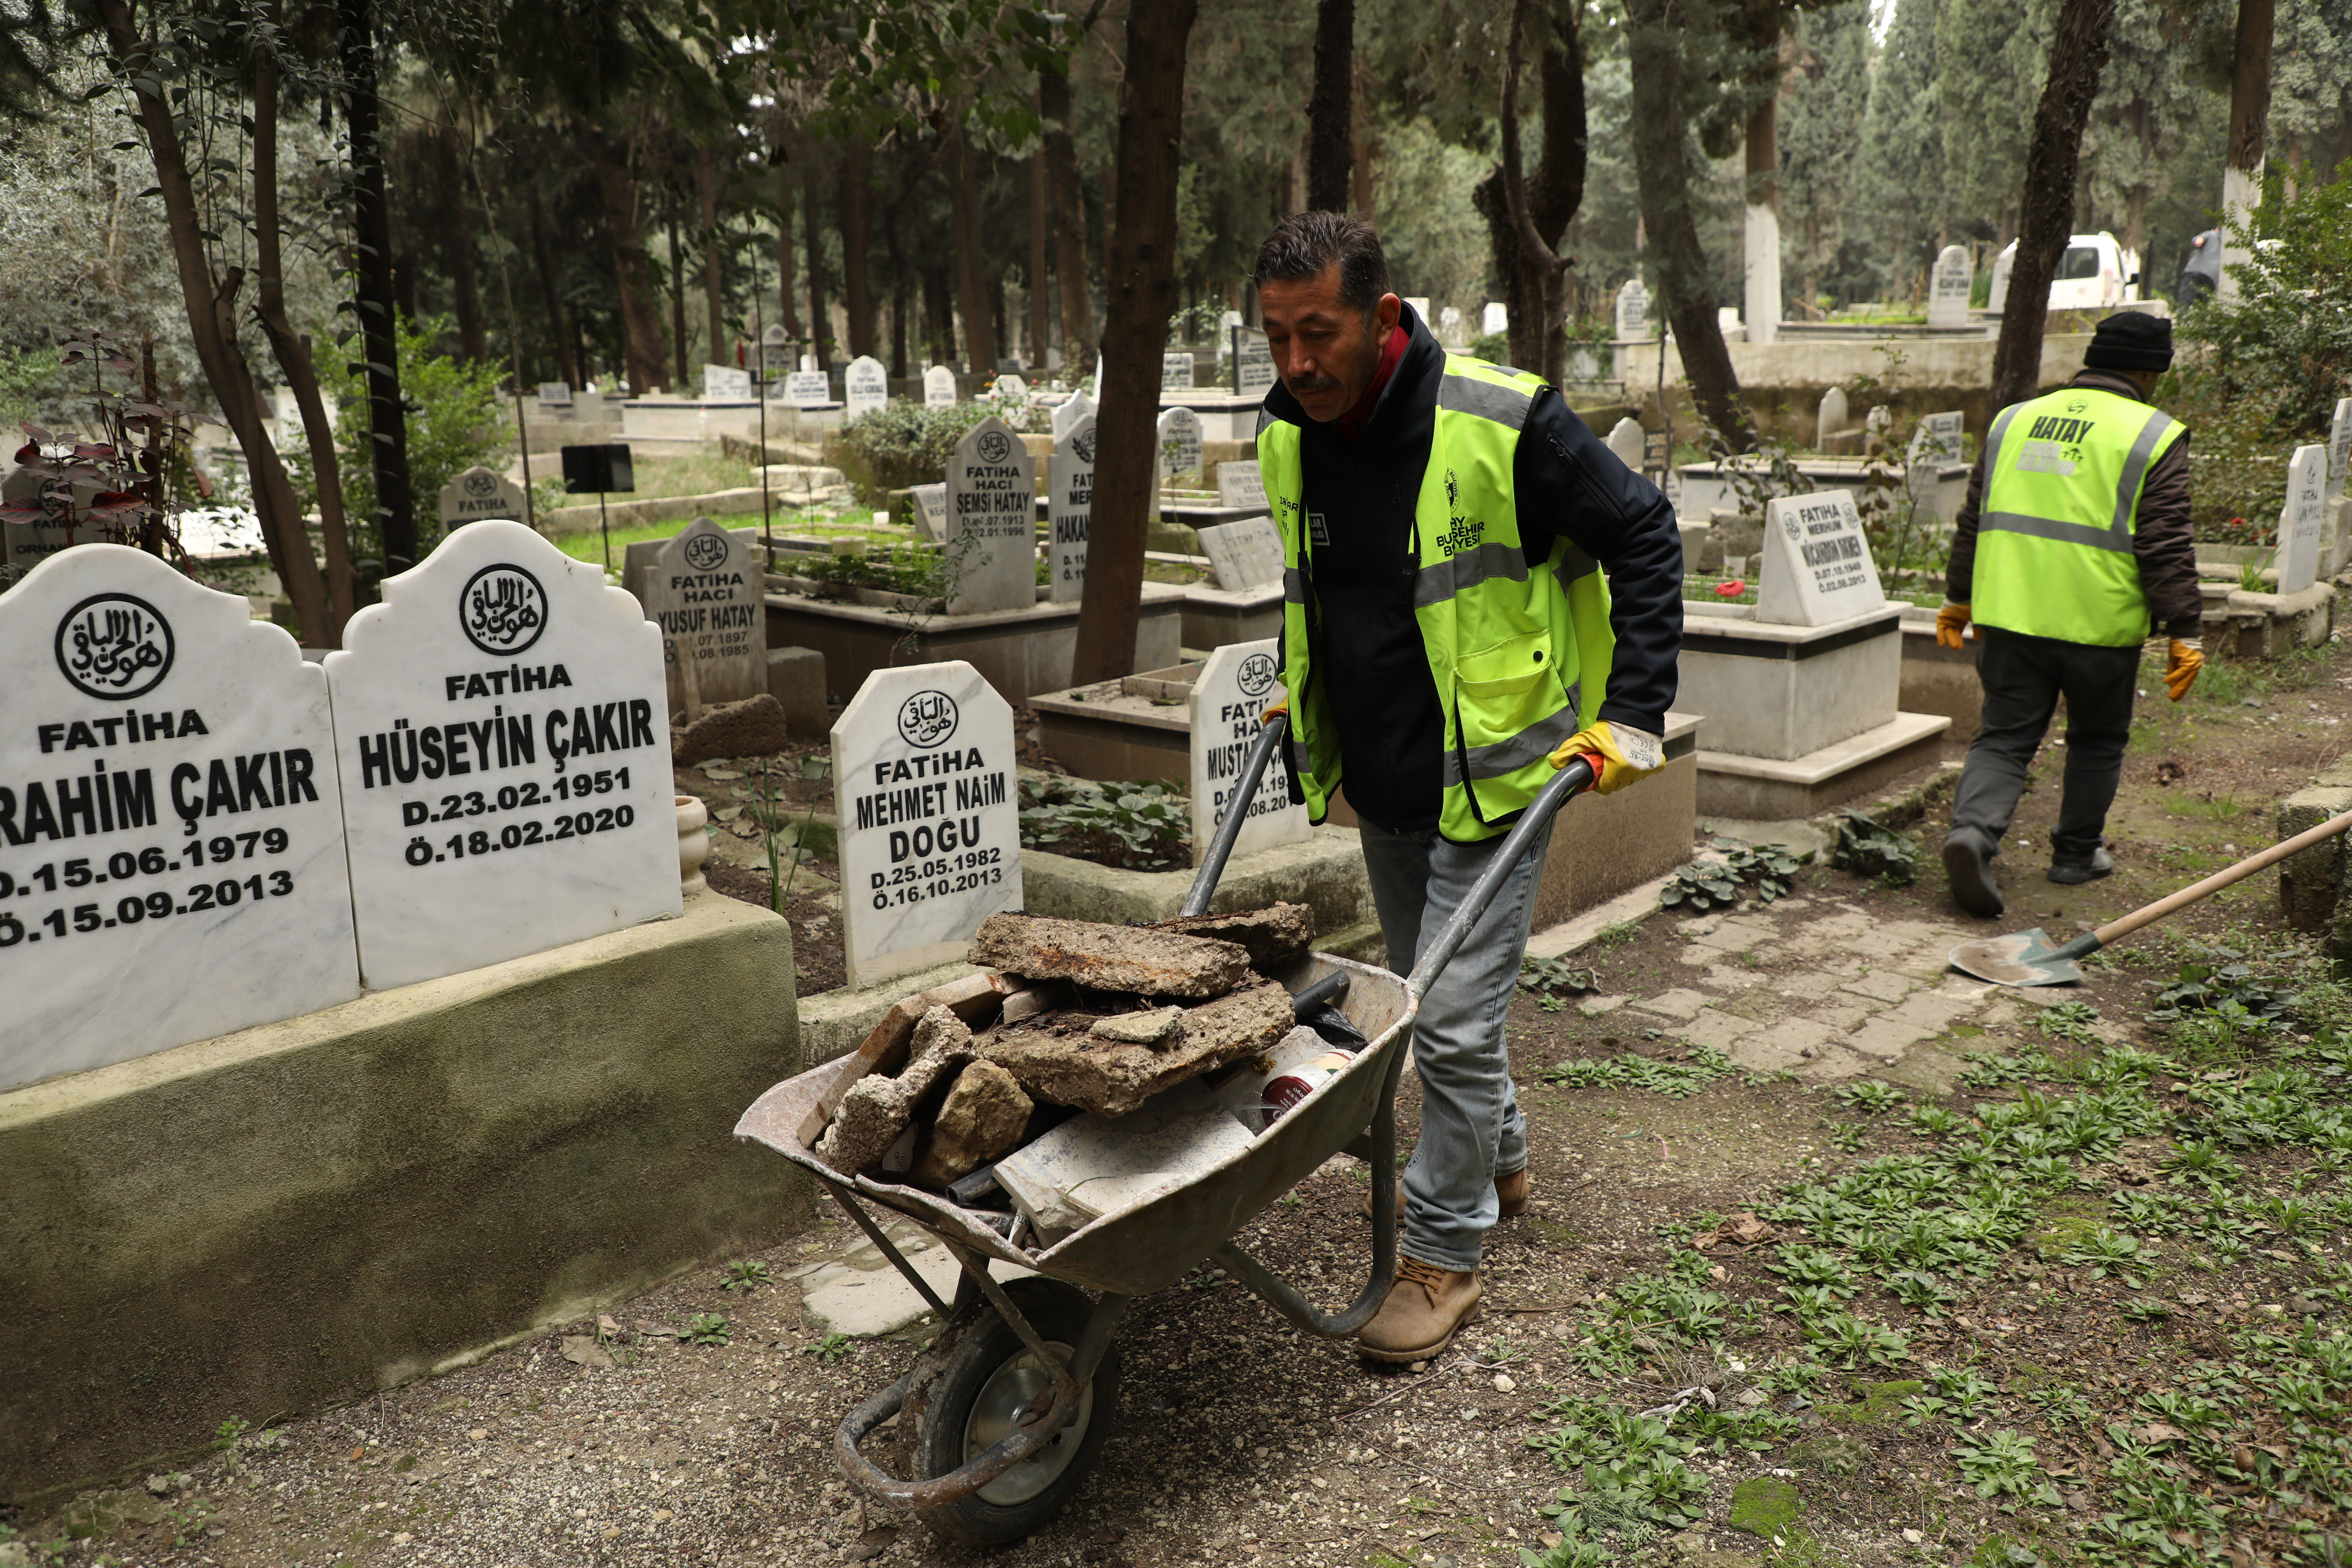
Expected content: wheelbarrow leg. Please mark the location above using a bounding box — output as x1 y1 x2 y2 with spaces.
820 1178 952 1319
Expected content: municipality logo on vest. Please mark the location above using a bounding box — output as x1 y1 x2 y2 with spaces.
2021 399 2098 474
1435 468 1483 556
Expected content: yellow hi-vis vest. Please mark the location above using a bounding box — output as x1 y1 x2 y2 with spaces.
1973 386 2186 647
1259 355 1615 843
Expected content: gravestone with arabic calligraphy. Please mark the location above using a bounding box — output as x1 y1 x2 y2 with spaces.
1615 279 1651 341
1161 352 1194 392
944 417 1038 615
1051 388 1094 442
1157 406 1203 485
1189 638 1310 866
1048 413 1097 604
1230 328 1275 397
2 463 79 577
831 661 1022 988
0 545 361 1093
324 521 679 992
923 365 958 407
641 517 766 711
1757 490 1885 626
844 356 889 417
1926 246 1974 329
436 465 527 528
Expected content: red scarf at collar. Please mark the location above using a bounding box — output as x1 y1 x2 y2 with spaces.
1336 320 1407 443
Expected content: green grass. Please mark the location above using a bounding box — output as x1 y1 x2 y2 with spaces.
547 506 892 569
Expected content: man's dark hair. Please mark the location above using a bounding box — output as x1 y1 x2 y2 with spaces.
1252 212 1390 316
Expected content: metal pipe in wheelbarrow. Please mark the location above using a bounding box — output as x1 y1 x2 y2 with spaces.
1949 804 2352 987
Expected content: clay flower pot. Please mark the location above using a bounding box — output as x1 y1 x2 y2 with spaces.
676 794 710 895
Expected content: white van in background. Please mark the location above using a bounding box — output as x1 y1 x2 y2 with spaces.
1986 232 2144 312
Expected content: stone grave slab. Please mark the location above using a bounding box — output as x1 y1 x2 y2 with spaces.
325 520 680 992
642 517 766 712
945 416 1038 615
923 365 957 407
2 464 78 578
1816 387 1849 448
536 381 573 410
2277 445 2329 596
1051 389 1094 442
1926 245 1973 329
1218 459 1267 511
1605 417 1644 472
0 544 360 1092
2330 399 2350 491
831 661 1023 988
1230 328 1275 397
1189 638 1310 866
704 364 753 401
1615 278 1651 341
784 371 832 408
909 483 948 542
1048 414 1097 604
1196 516 1284 592
1157 406 1204 485
993 374 1030 405
1161 351 1194 391
437 465 526 528
1757 489 1885 626
844 356 888 417
1910 412 1965 464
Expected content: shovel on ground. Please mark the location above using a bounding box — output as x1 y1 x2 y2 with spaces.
1948 806 2352 987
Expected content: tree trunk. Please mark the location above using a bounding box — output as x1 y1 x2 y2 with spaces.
1472 0 1585 381
528 188 579 390
2217 0 2272 301
1041 64 1096 360
1350 55 1378 215
699 143 725 366
667 201 689 387
1623 0 1749 445
804 158 831 370
336 0 416 573
1988 0 2117 410
436 125 487 362
1028 142 1050 366
1071 0 1199 685
1305 0 1354 211
1742 89 1780 345
923 265 952 365
841 140 876 359
947 123 999 374
776 183 802 340
251 18 356 637
583 126 669 396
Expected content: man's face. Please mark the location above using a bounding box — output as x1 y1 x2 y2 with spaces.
1259 264 1400 424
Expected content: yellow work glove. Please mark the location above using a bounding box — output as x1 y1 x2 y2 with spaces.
1548 721 1664 796
2165 638 2203 702
1259 698 1289 727
1935 601 1972 650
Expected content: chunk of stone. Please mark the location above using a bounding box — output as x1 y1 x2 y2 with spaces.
910 1060 1035 1188
1152 904 1315 971
981 978 1294 1117
1088 1007 1183 1045
1001 981 1070 1024
969 913 1250 1000
672 693 792 768
797 971 1020 1147
816 1007 972 1174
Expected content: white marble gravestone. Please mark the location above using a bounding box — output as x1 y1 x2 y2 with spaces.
1189 638 1310 866
1986 248 2014 313
1231 329 1275 397
2330 399 2351 493
1196 517 1285 592
1605 418 1644 472
1482 302 1508 336
325 520 679 992
945 416 1038 615
1157 406 1204 485
704 364 753 401
1051 389 1094 442
831 661 1023 988
437 465 527 528
992 374 1030 406
844 356 889 417
923 365 958 407
642 517 766 712
2 464 79 577
1161 351 1194 392
909 483 948 542
1218 460 1268 511
2276 446 2329 596
784 370 832 408
1615 279 1651 341
0 545 360 1092
1816 387 1850 449
1926 245 1974 329
1757 490 1886 626
1048 414 1097 604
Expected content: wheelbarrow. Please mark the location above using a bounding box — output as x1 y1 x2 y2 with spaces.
733 719 1602 1546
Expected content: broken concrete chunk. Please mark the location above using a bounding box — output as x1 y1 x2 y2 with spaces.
1088 1007 1184 1045
1001 980 1071 1024
911 1060 1035 1189
969 913 1251 1000
797 971 1018 1147
815 1006 973 1174
981 977 1294 1118
1152 904 1315 971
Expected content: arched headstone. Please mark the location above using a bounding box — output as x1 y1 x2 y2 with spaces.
923 365 958 407
1048 414 1096 604
1927 245 1974 328
844 356 889 417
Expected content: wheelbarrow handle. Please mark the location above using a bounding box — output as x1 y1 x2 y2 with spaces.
1405 754 1599 996
1181 714 1289 918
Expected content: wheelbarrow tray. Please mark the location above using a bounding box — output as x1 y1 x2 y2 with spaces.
733 950 1412 1298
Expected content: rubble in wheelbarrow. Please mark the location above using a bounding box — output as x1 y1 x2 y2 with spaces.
966 912 1255 999
990 1078 1257 1234
978 976 1295 1117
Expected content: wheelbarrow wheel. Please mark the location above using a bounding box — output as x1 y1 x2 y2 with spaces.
910 1278 1120 1547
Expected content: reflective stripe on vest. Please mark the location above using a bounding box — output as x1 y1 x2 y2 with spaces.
1261 355 1615 842
1973 387 2184 646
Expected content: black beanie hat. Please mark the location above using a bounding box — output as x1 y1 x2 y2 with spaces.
2084 311 2174 373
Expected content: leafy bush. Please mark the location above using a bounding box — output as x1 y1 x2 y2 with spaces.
1661 841 1805 912
2149 950 2300 1027
1828 811 1919 886
1018 778 1189 869
834 383 1036 493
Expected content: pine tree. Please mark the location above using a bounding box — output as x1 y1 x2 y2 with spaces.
1777 1 1872 312
1855 0 1948 301
1935 0 2058 237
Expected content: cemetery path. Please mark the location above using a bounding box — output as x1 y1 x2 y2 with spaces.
17 643 2352 1568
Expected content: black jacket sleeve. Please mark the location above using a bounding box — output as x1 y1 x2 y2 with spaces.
1945 451 1989 604
1512 390 1683 732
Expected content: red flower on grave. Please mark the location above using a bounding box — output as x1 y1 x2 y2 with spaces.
1716 580 1747 597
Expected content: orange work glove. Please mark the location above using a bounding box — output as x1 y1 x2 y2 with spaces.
2165 638 2202 702
1548 721 1664 795
1935 601 1972 650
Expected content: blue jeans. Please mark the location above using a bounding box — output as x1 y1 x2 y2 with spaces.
1356 814 1554 1274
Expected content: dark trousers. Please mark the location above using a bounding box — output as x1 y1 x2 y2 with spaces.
1949 626 2141 866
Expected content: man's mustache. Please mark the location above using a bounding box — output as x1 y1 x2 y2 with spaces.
1293 372 1339 393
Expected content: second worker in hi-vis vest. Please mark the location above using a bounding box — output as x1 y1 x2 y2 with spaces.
1247 213 1684 1362
1937 312 2203 919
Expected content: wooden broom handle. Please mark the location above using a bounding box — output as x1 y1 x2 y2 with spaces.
2091 806 2352 947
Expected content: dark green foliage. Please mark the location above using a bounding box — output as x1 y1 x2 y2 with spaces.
1661 842 1804 912
1829 811 1920 886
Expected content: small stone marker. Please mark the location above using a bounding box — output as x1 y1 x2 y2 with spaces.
1161 351 1194 391
1230 328 1275 397
923 365 957 407
1987 247 2014 312
704 364 753 401
1189 638 1311 866
945 416 1038 615
2276 445 2329 596
1816 387 1849 449
642 518 766 712
1926 245 1974 328
0 544 361 1092
909 483 948 542
2 464 78 575
993 374 1030 406
325 520 679 992
1482 302 1508 336
1048 414 1096 604
1756 489 1886 626
2329 399 2351 490
536 382 574 415
1615 279 1651 341
1051 389 1095 442
760 325 791 379
831 661 1023 988
436 465 526 528
1605 417 1644 472
1157 406 1204 485
784 370 832 408
1218 460 1267 511
1911 412 1965 464
1196 517 1285 592
843 356 889 417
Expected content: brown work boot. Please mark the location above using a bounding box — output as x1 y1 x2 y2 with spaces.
1363 1168 1532 1222
1357 1256 1483 1363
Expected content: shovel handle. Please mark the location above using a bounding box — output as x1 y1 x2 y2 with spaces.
2088 805 2352 950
